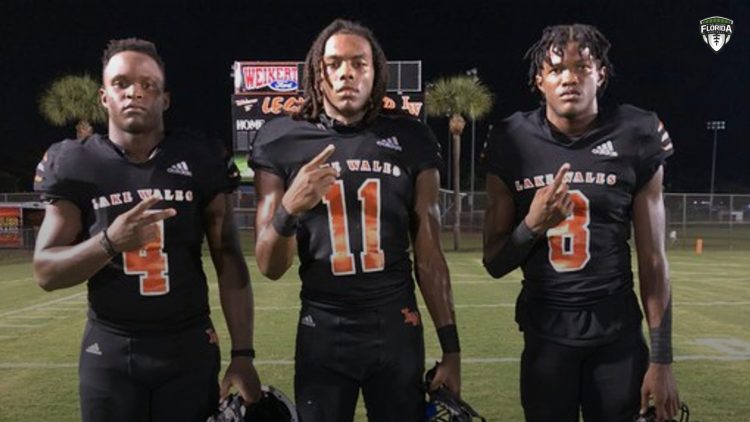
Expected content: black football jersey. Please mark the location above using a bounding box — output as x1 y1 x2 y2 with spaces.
250 115 442 308
34 132 236 333
485 105 673 343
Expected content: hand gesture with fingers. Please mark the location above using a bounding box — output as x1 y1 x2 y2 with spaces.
524 163 574 234
106 196 177 253
281 144 338 215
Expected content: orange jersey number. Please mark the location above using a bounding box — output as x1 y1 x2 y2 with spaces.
547 190 591 272
323 178 385 275
123 220 170 295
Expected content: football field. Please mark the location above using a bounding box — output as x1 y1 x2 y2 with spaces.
0 237 748 421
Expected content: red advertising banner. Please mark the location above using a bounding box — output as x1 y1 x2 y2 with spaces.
233 62 302 94
0 206 23 248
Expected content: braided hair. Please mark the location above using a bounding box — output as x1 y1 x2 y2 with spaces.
293 19 388 124
524 24 614 98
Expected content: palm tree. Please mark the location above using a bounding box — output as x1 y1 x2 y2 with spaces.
426 74 493 250
39 74 106 139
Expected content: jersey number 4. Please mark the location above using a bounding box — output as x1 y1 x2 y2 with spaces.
323 178 385 276
547 190 591 272
123 219 170 295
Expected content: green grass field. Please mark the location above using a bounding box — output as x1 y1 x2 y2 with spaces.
1 234 748 421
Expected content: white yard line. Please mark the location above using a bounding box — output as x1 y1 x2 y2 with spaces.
255 301 750 311
0 277 34 285
3 354 749 369
440 261 482 268
0 362 77 369
438 280 514 284
252 304 512 311
0 323 44 328
5 314 68 320
252 282 300 286
2 296 744 321
455 304 516 308
40 306 86 312
255 280 518 285
672 261 748 268
673 355 750 362
454 301 750 308
0 292 86 318
671 272 749 280
677 301 750 306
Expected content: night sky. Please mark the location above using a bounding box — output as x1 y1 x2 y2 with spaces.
1 0 748 192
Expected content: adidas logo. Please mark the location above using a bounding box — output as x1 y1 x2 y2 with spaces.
376 136 402 151
591 140 618 157
85 342 102 356
166 161 192 177
300 314 316 328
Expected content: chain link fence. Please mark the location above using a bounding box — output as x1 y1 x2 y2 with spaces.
437 191 750 251
3 192 749 251
664 193 750 251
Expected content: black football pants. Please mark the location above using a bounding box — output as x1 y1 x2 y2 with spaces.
520 327 649 422
78 319 220 422
294 291 426 422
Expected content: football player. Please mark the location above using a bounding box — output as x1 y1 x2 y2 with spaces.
33 38 261 421
249 19 461 422
482 24 680 421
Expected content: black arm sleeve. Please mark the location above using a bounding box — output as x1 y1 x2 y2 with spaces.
483 220 541 278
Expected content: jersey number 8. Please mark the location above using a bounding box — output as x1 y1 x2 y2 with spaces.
547 190 591 272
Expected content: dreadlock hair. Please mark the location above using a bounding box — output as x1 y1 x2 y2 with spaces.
524 24 614 99
102 38 167 88
293 19 388 124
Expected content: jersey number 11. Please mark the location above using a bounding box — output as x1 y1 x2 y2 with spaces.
323 178 385 276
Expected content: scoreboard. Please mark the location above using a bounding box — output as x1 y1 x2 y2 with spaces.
231 61 424 155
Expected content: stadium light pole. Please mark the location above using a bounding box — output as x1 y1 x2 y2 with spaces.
466 68 478 226
706 120 726 218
